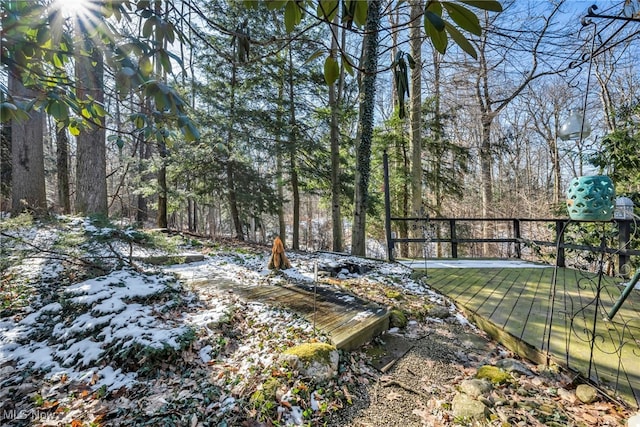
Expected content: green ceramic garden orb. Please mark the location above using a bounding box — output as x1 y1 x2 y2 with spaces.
566 176 615 221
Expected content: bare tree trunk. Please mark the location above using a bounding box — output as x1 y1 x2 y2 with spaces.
276 147 286 241
288 47 300 250
432 50 444 257
136 132 151 224
329 13 343 252
409 0 423 257
275 64 287 244
226 63 243 240
351 0 380 256
10 75 46 216
75 27 107 216
0 125 10 208
400 143 409 258
56 127 70 214
156 0 168 228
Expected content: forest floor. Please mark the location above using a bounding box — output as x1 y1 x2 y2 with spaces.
0 214 637 426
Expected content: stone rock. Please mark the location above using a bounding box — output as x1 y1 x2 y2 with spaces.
282 343 339 382
575 384 598 404
496 358 533 376
427 306 451 319
476 365 511 385
451 393 490 421
389 309 408 328
557 387 577 404
459 379 493 398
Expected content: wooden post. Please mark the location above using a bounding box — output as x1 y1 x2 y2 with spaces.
450 219 458 258
513 219 521 259
555 220 566 268
383 151 394 262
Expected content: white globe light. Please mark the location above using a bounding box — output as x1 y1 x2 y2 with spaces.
558 109 592 141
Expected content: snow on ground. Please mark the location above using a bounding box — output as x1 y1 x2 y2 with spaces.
1 215 479 425
0 267 190 391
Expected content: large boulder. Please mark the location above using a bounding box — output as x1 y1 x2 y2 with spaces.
575 384 598 404
282 343 339 382
451 393 490 421
459 379 492 398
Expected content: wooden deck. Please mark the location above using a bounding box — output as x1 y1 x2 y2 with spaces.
187 276 389 351
414 260 640 408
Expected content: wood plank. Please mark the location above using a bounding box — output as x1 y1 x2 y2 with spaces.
424 266 640 408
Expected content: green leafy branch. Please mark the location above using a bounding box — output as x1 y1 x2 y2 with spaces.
392 50 415 119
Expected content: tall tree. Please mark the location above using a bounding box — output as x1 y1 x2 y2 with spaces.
287 45 302 249
470 1 566 245
9 75 46 216
409 0 424 256
2 0 198 219
264 0 503 256
56 127 70 214
351 0 381 256
74 17 107 216
328 11 344 252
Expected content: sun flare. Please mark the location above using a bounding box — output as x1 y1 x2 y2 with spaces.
55 0 92 18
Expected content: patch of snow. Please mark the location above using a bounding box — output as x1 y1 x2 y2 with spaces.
199 345 213 363
454 312 470 325
0 268 190 391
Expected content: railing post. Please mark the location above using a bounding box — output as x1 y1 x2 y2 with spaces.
555 220 566 268
383 150 394 262
450 219 458 258
618 219 631 277
513 219 521 259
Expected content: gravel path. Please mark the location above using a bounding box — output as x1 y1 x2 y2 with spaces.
328 321 498 426
327 317 632 427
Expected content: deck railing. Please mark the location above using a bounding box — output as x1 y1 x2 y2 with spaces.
385 216 638 272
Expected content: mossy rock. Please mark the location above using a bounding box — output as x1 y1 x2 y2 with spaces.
282 343 339 382
385 289 403 300
476 365 511 385
389 309 408 328
283 343 336 365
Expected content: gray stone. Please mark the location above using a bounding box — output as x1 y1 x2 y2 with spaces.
459 379 493 398
496 358 533 376
282 343 339 382
427 306 451 319
451 393 490 421
575 384 598 404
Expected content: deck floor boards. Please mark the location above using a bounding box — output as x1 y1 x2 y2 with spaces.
189 278 389 351
421 263 640 408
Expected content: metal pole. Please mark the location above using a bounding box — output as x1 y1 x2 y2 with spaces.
606 269 640 321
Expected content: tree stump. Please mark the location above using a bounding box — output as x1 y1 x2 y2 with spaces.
267 236 291 270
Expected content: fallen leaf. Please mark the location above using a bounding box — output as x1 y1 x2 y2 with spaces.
342 385 353 405
581 412 599 424
386 390 402 401
42 400 59 410
71 420 83 427
280 400 292 409
412 407 438 424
